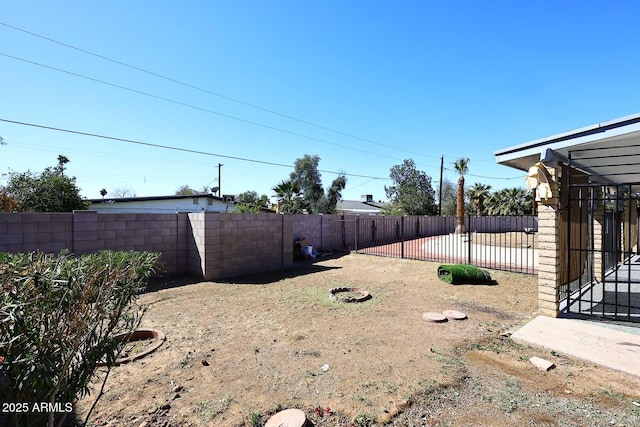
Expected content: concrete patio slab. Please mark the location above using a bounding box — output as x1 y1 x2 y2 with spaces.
512 315 640 378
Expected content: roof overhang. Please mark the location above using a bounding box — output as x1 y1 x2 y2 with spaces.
90 193 224 204
494 113 640 190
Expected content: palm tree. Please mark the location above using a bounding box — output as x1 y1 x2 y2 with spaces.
467 183 491 216
99 188 108 199
57 155 70 176
485 188 531 216
272 180 301 213
453 158 469 233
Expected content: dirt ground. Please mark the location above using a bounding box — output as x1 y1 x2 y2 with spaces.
76 253 640 427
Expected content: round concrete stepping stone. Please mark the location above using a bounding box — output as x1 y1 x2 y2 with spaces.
265 409 309 427
443 309 467 320
422 312 448 323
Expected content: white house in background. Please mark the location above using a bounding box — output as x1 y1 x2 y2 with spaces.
337 194 384 215
89 193 237 213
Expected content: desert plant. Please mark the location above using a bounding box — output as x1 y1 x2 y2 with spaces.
0 250 159 427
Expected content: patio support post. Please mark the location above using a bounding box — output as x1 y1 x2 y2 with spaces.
537 164 562 317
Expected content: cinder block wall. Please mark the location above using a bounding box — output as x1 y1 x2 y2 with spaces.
97 212 187 275
292 214 324 249
0 213 74 253
1 211 299 280
212 213 293 280
0 211 189 276
187 212 206 277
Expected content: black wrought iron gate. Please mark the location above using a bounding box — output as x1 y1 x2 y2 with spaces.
563 158 640 322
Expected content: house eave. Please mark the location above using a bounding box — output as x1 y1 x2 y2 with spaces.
494 114 640 173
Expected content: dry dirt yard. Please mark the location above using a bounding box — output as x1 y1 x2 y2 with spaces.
77 254 640 427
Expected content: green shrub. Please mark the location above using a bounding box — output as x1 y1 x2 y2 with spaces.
0 250 159 427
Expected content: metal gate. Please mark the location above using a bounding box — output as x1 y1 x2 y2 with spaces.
562 158 640 322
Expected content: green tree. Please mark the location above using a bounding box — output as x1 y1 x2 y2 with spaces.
453 158 469 233
439 179 457 216
1 156 90 212
384 159 437 216
272 180 302 213
175 185 198 195
233 191 269 213
380 202 404 216
485 188 532 216
324 174 347 213
467 182 492 216
288 154 347 214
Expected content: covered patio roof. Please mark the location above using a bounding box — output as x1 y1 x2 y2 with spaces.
494 113 640 189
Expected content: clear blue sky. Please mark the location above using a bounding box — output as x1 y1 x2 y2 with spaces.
1 1 639 202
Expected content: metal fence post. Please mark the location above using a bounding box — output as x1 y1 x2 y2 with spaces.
401 216 405 259
355 215 360 252
467 214 472 264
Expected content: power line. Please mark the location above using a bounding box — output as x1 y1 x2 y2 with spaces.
442 166 523 181
0 21 445 161
0 118 392 181
2 51 434 166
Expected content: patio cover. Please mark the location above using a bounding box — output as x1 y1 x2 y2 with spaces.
494 113 640 191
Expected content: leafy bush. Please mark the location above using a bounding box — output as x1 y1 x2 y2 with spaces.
0 250 159 427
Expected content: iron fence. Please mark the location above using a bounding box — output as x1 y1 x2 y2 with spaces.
329 215 538 274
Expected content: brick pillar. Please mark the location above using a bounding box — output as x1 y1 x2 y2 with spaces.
622 199 638 254
537 166 561 317
592 188 604 282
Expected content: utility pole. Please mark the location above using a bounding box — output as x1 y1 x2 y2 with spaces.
217 163 223 196
439 156 444 216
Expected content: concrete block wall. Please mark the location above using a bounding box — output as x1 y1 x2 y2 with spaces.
97 212 187 275
0 213 73 253
210 213 293 280
0 211 189 276
187 213 206 277
292 214 324 249
1 211 296 280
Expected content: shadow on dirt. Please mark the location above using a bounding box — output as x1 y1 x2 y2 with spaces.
144 275 203 293
145 252 348 291
221 252 347 285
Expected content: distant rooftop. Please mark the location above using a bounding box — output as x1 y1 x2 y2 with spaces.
89 193 222 203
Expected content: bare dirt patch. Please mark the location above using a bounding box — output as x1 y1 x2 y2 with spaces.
76 254 640 427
